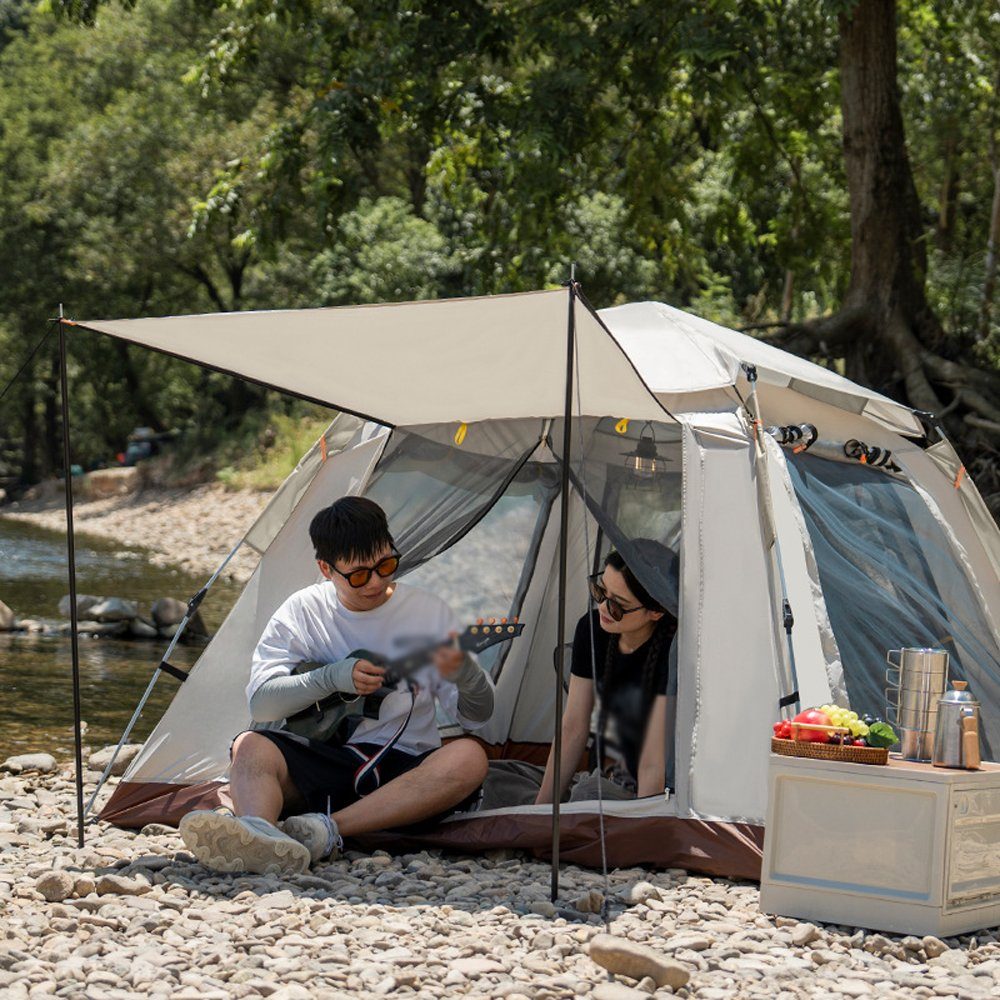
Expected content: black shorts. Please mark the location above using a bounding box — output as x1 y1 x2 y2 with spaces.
246 730 480 829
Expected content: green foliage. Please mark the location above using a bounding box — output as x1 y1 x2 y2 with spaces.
312 197 458 304
215 406 333 491
0 0 998 488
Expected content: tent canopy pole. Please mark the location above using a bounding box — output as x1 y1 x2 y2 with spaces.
58 309 86 848
551 274 578 902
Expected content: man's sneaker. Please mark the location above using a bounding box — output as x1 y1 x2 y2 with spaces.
280 813 343 864
179 810 310 875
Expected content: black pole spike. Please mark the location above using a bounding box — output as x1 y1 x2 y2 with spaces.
58 309 86 848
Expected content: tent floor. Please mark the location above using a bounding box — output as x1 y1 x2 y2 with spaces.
99 778 763 881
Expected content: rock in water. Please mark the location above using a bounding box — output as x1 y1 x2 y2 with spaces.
151 597 186 626
587 934 690 990
58 593 103 618
0 599 14 631
86 744 143 776
152 596 207 637
2 753 57 774
129 617 159 639
77 620 129 637
88 597 139 622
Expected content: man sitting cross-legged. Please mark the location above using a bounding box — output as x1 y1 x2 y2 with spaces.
179 496 494 874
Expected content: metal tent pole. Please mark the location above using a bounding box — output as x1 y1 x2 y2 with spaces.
551 273 577 902
742 363 800 714
58 309 86 848
83 537 245 819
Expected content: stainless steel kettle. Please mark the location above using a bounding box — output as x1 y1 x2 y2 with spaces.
932 680 982 770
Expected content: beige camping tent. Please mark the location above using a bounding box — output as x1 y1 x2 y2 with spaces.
77 288 1000 879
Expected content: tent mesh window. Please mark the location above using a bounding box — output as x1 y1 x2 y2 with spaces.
787 452 1000 759
552 416 683 786
552 417 682 616
363 420 558 682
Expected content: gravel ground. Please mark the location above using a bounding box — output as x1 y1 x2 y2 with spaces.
2 759 1000 1000
4 493 1000 998
1 485 269 584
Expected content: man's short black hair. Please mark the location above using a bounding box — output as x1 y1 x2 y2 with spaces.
309 496 395 567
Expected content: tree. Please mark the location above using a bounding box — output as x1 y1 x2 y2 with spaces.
761 0 1000 505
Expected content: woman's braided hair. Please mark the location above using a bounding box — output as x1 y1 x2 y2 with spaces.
595 544 678 759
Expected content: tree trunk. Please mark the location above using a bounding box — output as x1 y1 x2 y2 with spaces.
19 381 37 486
837 0 945 410
771 0 1000 511
936 129 959 252
41 350 60 479
114 341 164 432
980 161 1000 342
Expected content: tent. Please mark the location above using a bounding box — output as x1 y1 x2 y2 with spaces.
75 288 1000 881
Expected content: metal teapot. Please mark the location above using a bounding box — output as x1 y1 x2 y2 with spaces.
932 680 982 770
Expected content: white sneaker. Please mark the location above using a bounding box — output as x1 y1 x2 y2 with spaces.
280 813 342 863
179 810 311 875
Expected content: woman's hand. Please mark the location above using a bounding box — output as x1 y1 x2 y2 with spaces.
352 659 386 695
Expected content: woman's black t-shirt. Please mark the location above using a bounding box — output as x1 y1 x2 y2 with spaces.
569 609 675 782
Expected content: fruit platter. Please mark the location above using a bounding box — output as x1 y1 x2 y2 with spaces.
771 704 899 765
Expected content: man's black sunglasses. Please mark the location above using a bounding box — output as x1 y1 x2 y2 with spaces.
588 574 644 622
332 550 401 588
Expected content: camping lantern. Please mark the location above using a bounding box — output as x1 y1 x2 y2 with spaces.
623 422 670 483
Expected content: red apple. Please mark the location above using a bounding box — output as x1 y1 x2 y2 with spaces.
791 709 832 743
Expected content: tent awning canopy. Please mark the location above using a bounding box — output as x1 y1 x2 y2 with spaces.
78 289 674 426
79 288 922 435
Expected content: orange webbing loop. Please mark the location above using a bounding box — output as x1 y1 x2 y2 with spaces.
954 465 966 489
320 436 328 463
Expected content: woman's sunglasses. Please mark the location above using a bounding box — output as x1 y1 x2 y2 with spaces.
332 551 401 588
588 574 644 622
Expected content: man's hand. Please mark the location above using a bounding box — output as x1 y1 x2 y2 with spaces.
433 634 465 679
352 659 386 695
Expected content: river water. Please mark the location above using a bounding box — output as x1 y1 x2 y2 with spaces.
0 517 241 762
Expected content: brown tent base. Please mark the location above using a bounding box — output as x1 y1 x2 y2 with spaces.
100 779 763 881
359 812 763 881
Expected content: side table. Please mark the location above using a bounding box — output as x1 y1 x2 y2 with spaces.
759 753 1000 935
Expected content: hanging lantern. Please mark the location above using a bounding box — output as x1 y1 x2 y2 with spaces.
622 422 671 481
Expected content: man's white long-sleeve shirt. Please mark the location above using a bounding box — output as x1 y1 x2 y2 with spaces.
246 581 493 755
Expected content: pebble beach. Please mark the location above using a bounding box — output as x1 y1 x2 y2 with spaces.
1 484 269 584
4 490 1000 999
1 757 999 1000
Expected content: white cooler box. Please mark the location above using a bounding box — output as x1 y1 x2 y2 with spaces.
760 754 1000 936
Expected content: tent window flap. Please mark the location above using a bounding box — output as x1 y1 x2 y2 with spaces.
787 452 1000 759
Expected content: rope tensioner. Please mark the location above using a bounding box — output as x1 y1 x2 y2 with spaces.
844 438 899 471
765 423 818 453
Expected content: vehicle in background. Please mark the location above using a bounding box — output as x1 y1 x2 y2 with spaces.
118 427 179 467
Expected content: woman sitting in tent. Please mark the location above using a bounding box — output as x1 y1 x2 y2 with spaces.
535 542 678 803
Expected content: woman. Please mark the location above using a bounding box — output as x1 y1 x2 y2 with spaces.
535 544 677 803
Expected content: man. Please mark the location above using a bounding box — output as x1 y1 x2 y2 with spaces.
179 496 493 874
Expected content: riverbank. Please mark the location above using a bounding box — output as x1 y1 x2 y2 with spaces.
0 485 269 584
3 759 1000 999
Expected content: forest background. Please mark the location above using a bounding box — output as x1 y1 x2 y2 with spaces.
1 0 999 511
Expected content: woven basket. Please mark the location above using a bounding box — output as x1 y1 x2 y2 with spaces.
771 737 889 765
